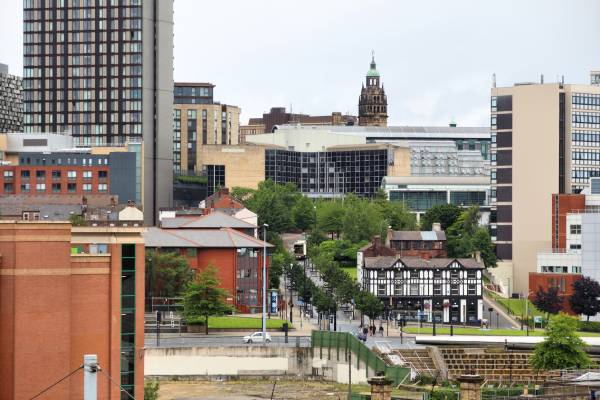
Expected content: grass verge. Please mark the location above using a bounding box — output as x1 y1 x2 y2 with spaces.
187 316 292 329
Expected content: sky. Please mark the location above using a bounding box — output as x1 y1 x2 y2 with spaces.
1 0 599 126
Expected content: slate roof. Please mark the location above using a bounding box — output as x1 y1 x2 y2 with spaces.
388 230 446 241
144 227 272 249
364 256 483 270
160 210 257 229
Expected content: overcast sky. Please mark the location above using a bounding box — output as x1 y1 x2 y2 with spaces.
1 0 599 126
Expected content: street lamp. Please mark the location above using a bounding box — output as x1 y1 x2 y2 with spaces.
524 291 534 336
262 223 268 344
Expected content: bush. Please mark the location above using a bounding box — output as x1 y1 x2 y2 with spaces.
431 388 459 400
144 380 160 400
579 321 600 333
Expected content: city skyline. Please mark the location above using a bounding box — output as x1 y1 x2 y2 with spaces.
0 0 598 127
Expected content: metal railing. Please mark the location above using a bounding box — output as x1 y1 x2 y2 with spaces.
311 330 411 386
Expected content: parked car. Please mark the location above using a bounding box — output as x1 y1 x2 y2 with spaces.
243 331 272 344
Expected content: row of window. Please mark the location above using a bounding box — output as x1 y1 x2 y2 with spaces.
3 182 107 193
374 269 479 279
375 283 478 297
573 113 600 126
572 130 600 145
571 168 600 181
572 151 600 162
3 170 107 179
573 93 600 108
540 265 582 274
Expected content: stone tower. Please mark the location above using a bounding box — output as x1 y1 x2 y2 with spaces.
358 53 388 126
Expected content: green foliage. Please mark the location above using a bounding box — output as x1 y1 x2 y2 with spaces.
532 286 563 316
269 250 295 289
374 192 417 231
185 316 290 329
146 250 194 297
570 277 600 321
144 380 160 400
316 200 345 239
176 175 208 184
69 214 86 226
292 195 316 231
230 186 256 202
182 264 234 334
420 204 462 231
578 321 600 333
446 206 496 268
355 290 384 321
530 313 591 371
342 195 382 243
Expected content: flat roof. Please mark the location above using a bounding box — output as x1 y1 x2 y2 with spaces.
174 82 215 88
382 176 491 186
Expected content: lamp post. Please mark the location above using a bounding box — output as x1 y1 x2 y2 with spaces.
262 223 268 344
525 291 534 336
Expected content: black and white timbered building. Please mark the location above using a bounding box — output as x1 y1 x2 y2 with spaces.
360 256 484 324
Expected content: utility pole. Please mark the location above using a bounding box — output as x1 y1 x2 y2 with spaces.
263 223 269 344
83 354 98 400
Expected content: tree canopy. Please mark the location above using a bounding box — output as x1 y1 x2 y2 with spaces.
182 264 233 334
420 204 462 231
446 206 496 268
532 286 563 317
146 250 194 298
530 313 591 371
570 277 600 321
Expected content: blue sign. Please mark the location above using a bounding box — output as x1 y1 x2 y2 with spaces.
269 291 278 314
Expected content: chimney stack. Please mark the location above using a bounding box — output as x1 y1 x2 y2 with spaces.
432 222 441 232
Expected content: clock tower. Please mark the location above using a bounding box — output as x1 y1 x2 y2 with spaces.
358 53 388 126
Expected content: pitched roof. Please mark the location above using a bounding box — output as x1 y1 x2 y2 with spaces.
160 210 257 229
364 256 483 270
388 230 446 241
143 227 272 249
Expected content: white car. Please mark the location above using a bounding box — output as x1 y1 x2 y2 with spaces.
243 332 272 344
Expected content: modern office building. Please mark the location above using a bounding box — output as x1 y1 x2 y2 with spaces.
358 55 388 127
22 0 174 224
358 237 484 324
592 71 600 86
0 63 22 133
270 124 491 160
490 76 600 294
173 82 241 174
0 222 145 400
0 151 138 203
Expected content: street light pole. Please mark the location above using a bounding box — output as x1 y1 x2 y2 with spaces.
262 223 268 344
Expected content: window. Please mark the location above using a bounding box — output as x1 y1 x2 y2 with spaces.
36 183 46 192
68 170 77 179
21 170 30 178
377 270 386 279
83 183 92 192
83 170 92 179
52 170 61 179
21 183 30 192
3 170 13 178
68 183 76 192
377 284 386 296
467 285 476 296
570 224 581 234
97 183 107 192
187 248 197 257
4 183 13 192
98 170 108 179
573 266 582 274
36 170 46 179
52 183 61 192
570 244 582 250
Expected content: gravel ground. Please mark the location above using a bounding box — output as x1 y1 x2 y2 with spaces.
157 379 369 400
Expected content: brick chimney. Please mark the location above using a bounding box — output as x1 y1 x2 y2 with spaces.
368 373 392 400
432 222 441 232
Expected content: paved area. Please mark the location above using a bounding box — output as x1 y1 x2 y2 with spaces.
145 334 311 348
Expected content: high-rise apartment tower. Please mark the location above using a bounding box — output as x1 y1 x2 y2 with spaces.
22 0 174 224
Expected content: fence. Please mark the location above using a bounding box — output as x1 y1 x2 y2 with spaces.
311 330 411 386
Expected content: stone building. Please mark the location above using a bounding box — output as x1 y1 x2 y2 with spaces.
358 55 388 127
0 63 22 133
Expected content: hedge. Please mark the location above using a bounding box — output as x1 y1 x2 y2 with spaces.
579 321 600 333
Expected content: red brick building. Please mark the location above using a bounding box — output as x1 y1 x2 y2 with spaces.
0 164 110 195
146 212 271 313
528 272 582 314
386 228 447 259
551 193 585 249
0 222 145 400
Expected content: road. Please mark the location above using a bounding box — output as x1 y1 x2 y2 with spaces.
145 334 311 348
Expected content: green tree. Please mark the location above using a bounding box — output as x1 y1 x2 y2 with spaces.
342 194 383 243
386 201 417 231
182 264 234 334
530 313 591 371
420 204 462 231
230 186 256 202
355 290 384 326
292 195 316 231
144 380 160 400
269 250 295 289
146 250 194 298
471 228 497 268
445 206 496 268
569 277 600 321
316 200 345 239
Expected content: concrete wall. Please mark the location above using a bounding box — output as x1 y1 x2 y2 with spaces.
145 346 313 378
199 145 267 190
